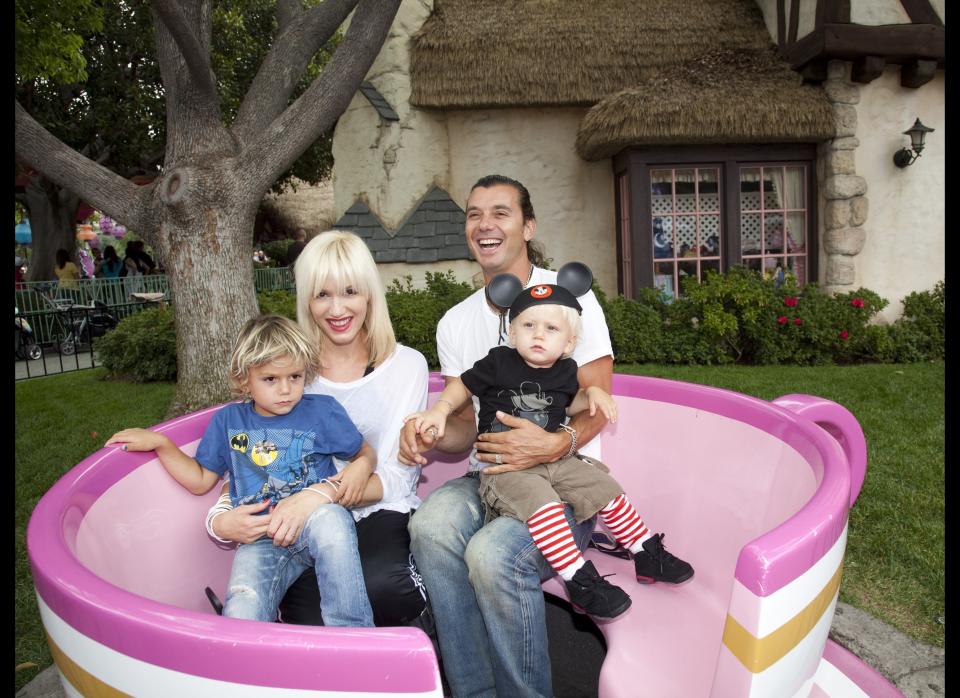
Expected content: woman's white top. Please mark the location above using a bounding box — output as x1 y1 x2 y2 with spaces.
307 343 428 522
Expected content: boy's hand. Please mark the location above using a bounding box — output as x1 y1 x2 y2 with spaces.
105 428 169 452
585 386 618 423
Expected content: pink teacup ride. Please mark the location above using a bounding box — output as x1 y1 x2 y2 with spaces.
28 373 903 697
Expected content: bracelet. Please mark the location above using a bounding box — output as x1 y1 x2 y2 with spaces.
319 478 341 491
436 398 456 412
302 486 334 504
558 423 578 458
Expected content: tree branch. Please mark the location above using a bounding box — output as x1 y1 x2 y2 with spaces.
15 101 154 234
151 0 218 107
231 0 358 144
240 0 401 193
276 0 301 33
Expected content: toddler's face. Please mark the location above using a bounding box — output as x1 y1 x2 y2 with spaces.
244 356 306 417
508 304 577 369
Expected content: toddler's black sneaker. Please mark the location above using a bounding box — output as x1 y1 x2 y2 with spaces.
634 533 694 584
564 560 632 618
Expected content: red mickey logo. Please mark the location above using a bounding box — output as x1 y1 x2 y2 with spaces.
531 285 553 298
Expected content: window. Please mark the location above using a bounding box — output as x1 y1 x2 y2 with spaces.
613 145 817 299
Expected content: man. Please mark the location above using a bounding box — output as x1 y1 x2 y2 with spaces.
400 174 614 697
287 228 307 268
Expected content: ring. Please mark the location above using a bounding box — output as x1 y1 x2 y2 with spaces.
122 444 128 451
428 427 438 439
495 453 502 465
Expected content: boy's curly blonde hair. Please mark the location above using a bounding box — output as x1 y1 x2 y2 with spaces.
228 314 320 398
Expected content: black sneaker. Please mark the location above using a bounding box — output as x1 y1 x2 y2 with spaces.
634 533 694 584
564 560 632 619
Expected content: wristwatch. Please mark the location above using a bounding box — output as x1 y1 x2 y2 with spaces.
558 423 578 458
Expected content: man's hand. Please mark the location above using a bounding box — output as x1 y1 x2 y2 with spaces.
211 499 272 545
475 411 569 475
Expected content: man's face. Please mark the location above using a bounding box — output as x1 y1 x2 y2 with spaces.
465 184 536 277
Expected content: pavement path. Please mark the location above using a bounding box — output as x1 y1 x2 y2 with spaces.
16 601 943 697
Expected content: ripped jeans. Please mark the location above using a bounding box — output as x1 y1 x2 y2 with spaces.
223 503 374 627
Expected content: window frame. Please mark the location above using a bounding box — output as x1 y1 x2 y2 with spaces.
612 144 819 297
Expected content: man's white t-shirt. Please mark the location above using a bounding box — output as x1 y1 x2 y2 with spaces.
437 267 613 470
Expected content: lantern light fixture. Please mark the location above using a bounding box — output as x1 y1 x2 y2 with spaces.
893 118 935 168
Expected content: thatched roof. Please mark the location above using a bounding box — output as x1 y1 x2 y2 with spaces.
576 47 836 159
410 0 835 157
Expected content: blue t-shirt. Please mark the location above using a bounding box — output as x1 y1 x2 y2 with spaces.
194 394 363 508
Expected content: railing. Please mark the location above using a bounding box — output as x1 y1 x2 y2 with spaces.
14 267 295 315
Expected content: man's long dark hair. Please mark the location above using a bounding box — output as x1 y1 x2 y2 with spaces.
470 174 546 268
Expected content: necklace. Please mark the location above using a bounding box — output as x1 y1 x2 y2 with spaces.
523 263 534 287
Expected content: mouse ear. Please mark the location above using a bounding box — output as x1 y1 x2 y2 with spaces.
557 262 593 297
486 273 524 310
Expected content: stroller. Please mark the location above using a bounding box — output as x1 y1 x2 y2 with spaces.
15 307 42 361
56 300 118 355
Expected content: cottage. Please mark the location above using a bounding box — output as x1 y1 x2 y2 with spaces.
331 0 943 322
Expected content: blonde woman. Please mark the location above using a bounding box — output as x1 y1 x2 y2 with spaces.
208 231 430 629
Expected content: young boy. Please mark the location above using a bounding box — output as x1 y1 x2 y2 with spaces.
406 276 693 619
106 314 375 627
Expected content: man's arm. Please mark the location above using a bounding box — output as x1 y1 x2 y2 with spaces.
476 355 613 474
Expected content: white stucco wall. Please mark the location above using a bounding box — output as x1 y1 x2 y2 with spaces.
852 67 944 322
445 108 618 297
850 0 911 25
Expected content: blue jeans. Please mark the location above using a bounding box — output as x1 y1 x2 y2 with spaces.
224 503 374 627
409 473 595 698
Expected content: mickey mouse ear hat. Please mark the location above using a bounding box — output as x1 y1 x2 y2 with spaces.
486 262 594 322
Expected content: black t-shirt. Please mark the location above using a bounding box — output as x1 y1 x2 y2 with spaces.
461 346 579 434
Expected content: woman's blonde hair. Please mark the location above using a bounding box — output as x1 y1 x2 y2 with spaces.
228 314 320 398
294 230 396 367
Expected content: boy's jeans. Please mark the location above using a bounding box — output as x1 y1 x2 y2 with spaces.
224 503 374 627
410 473 595 698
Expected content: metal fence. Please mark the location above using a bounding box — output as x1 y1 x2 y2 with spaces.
14 267 295 381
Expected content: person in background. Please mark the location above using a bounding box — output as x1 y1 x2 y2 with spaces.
54 248 81 289
96 245 124 278
287 229 308 268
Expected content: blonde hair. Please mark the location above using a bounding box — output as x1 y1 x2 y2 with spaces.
510 304 582 358
294 230 396 367
228 314 320 398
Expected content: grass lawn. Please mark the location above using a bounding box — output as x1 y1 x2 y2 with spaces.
15 363 943 692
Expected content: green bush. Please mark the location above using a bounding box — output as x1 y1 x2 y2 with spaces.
97 305 178 382
257 289 297 320
262 239 294 267
386 271 474 367
889 281 944 362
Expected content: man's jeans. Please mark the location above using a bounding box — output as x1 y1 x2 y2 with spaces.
410 473 595 698
224 503 374 627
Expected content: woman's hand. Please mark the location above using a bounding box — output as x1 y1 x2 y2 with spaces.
211 499 272 544
398 417 434 466
267 488 331 547
329 459 371 507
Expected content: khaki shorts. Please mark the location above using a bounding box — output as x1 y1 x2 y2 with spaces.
478 454 624 524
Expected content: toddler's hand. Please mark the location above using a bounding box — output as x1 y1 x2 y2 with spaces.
586 387 618 423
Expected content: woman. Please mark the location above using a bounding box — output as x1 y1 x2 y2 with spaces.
96 245 124 278
208 231 430 629
54 248 81 289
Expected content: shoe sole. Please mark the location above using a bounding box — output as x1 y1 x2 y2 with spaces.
570 597 632 619
636 570 695 585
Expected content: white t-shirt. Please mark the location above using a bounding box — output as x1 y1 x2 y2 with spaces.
307 344 428 521
437 267 613 469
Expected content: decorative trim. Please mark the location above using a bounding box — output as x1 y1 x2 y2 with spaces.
901 59 938 88
358 81 400 122
786 23 944 71
900 0 943 26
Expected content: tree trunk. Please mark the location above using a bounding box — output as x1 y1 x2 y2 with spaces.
20 176 79 281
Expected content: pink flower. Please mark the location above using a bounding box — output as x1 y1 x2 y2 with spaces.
784 296 798 308
794 318 802 326
777 316 788 325
839 330 849 340
851 298 865 309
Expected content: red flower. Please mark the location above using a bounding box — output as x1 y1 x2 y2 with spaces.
777 315 788 325
784 296 798 308
794 318 802 326
851 298 865 309
839 329 849 340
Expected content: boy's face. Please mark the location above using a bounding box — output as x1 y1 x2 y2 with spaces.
508 304 577 369
244 357 307 417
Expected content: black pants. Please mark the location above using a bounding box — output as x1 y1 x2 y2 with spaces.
278 509 428 627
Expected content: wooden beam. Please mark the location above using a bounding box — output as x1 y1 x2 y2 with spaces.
788 0 801 44
851 55 886 83
800 59 828 82
901 59 938 88
777 0 786 47
786 23 944 68
900 0 943 26
822 0 850 23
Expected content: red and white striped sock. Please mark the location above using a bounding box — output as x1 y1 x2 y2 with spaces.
527 502 585 581
599 493 652 554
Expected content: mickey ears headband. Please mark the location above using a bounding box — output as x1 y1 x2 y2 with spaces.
486 262 594 320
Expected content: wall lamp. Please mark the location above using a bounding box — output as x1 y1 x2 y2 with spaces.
893 118 935 168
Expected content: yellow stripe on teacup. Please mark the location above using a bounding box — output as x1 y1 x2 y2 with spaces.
47 632 132 698
722 563 843 673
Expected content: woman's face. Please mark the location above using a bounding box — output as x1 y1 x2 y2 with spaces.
308 280 369 348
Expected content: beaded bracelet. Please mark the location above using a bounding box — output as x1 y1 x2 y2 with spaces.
558 423 578 458
301 486 335 504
